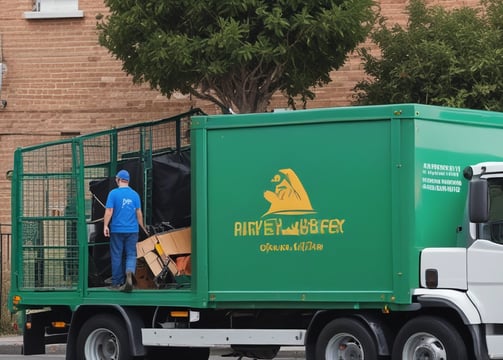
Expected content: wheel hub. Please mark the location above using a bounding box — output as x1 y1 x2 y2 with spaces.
85 328 119 360
326 333 364 360
404 333 446 360
102 337 118 358
339 342 362 359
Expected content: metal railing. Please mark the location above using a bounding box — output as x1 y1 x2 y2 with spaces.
0 224 11 320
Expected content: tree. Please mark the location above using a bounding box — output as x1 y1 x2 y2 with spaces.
97 0 376 113
353 0 503 111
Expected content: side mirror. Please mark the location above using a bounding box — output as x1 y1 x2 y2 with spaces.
469 179 489 223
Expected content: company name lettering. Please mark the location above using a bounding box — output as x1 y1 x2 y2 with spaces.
234 218 345 237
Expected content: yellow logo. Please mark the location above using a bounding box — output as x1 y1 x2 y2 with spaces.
263 169 316 216
233 168 345 242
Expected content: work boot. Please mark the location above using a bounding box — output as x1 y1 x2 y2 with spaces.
122 271 133 292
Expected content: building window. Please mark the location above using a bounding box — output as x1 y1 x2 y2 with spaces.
24 0 84 19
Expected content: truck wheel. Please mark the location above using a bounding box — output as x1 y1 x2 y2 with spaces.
315 318 378 360
76 314 132 360
392 316 467 360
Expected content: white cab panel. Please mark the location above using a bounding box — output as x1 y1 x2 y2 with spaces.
420 248 467 290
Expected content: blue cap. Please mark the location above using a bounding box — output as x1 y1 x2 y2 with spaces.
116 170 130 182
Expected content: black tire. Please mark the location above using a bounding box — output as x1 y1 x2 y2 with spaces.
76 314 132 360
392 316 468 360
306 342 316 360
147 346 210 360
315 318 378 360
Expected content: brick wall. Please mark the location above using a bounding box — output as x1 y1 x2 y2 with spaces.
0 0 480 225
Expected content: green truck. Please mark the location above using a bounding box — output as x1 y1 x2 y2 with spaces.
9 104 503 359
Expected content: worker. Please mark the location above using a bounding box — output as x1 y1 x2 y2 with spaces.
103 169 147 291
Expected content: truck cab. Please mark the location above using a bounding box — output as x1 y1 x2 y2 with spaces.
418 162 503 359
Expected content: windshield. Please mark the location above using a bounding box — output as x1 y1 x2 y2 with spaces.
480 178 503 243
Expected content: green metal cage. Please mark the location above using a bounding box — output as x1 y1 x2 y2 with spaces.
11 109 202 291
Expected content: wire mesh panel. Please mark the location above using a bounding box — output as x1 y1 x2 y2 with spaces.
21 220 78 289
18 142 79 290
150 119 189 153
13 109 201 293
21 142 73 175
81 134 112 221
81 133 111 167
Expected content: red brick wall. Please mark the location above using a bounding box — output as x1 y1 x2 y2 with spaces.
0 0 480 225
288 0 479 108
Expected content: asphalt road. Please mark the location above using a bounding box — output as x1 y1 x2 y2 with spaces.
0 337 306 359
0 350 305 360
0 356 304 360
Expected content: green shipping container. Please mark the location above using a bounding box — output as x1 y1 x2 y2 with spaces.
191 104 503 308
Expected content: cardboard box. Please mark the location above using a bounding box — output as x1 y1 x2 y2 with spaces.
137 227 191 258
136 237 157 258
136 227 191 279
175 255 191 276
143 251 179 277
143 251 165 277
135 259 156 289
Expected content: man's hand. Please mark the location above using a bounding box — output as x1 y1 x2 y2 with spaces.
142 226 150 237
103 208 113 237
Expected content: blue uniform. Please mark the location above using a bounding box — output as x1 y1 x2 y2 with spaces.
105 185 141 286
106 187 141 232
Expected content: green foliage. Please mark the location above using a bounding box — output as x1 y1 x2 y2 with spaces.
97 0 376 113
354 0 503 111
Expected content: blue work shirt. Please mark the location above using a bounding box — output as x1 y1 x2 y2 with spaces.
105 186 141 233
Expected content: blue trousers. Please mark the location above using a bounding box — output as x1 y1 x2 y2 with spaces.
110 232 138 286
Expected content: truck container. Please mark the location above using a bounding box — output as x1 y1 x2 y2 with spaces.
9 104 503 359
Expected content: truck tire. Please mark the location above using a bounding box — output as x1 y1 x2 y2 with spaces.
76 314 132 360
315 318 378 360
392 316 467 360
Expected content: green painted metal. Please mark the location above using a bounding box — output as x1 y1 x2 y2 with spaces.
9 109 204 312
192 104 503 307
10 104 503 314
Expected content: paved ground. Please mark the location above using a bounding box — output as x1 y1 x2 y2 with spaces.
0 335 305 358
0 336 61 355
